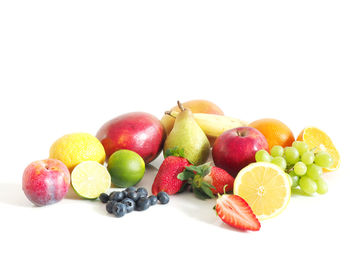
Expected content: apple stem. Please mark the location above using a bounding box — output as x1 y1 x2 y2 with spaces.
177 101 185 111
165 111 176 118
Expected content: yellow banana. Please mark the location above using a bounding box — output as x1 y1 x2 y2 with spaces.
168 111 247 138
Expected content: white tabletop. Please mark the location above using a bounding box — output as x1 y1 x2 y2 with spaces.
0 1 349 262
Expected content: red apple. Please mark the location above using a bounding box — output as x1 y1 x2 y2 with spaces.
22 159 70 206
96 112 165 163
212 127 269 177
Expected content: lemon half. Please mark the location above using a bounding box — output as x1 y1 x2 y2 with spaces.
234 162 291 220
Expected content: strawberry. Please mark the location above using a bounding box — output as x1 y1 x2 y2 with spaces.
151 148 191 195
177 163 234 199
216 194 261 231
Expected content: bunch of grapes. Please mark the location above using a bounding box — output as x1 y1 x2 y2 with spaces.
255 141 333 195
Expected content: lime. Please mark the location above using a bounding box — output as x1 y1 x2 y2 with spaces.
49 133 106 172
107 150 145 187
71 161 111 199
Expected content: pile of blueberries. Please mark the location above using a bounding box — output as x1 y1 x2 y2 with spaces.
99 186 169 218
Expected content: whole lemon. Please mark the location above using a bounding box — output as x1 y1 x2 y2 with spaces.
49 133 106 171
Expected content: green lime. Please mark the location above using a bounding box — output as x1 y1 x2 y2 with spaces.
107 150 145 187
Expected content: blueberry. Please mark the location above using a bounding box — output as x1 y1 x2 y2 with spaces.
112 202 127 218
106 201 116 214
136 197 151 211
148 195 157 206
126 186 137 192
136 187 148 198
99 193 109 203
109 191 117 198
122 190 129 198
127 191 139 202
121 198 135 213
157 191 169 204
110 191 124 201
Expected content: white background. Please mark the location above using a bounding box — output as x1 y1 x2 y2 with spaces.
1 1 349 262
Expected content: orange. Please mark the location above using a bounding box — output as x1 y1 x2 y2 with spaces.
297 127 340 172
249 118 295 151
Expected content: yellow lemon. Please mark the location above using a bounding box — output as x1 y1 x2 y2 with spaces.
234 162 291 220
49 133 106 172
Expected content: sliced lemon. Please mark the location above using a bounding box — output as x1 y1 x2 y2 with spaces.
71 161 111 199
234 162 291 220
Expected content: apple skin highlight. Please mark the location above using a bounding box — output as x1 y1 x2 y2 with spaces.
212 127 269 177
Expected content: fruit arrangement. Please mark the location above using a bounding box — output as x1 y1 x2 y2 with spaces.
22 99 340 232
254 131 336 195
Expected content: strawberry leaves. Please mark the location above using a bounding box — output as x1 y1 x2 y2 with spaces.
199 181 215 199
177 168 193 181
177 162 216 199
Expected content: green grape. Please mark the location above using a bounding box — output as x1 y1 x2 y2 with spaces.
288 171 299 188
306 164 323 181
299 176 317 195
271 156 287 170
294 161 307 176
270 145 284 157
255 150 271 162
316 177 328 194
292 141 308 155
284 147 300 165
314 151 333 168
301 151 315 165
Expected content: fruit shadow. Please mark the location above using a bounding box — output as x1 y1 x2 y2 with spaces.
0 182 32 207
175 193 216 224
65 186 82 200
291 188 311 197
174 193 249 232
135 164 158 193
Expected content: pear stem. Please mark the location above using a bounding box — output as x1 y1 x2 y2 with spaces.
177 101 185 111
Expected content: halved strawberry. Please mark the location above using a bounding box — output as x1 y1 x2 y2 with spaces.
216 194 261 231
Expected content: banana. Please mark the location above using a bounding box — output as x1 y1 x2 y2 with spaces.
168 111 248 138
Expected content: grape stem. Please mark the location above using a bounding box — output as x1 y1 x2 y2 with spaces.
310 146 319 152
286 167 294 173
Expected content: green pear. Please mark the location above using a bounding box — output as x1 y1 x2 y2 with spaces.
163 101 210 165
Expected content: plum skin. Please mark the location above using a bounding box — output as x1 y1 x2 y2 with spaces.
22 159 70 206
